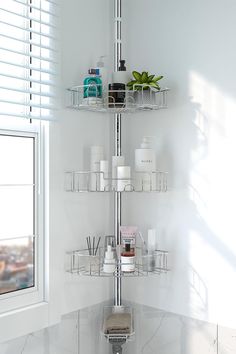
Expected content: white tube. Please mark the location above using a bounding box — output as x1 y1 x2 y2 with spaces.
90 145 104 191
100 160 109 191
112 155 125 190
117 166 131 192
147 228 157 271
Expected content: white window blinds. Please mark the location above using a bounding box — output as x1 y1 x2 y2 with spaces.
0 0 58 121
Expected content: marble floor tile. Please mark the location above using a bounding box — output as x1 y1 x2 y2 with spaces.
218 325 236 354
181 317 217 354
0 311 79 354
48 312 78 354
1 306 231 354
0 332 47 354
127 304 217 354
78 303 110 354
0 336 28 354
128 305 183 354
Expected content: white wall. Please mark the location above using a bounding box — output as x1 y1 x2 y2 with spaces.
55 0 236 329
121 0 236 329
49 0 114 318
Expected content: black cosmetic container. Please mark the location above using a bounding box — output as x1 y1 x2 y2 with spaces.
108 83 126 108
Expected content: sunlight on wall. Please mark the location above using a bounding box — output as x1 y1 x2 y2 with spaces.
188 71 236 325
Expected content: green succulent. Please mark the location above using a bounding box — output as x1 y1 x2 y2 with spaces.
127 71 163 91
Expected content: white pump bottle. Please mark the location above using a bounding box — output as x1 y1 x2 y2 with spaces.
97 56 108 89
103 245 116 273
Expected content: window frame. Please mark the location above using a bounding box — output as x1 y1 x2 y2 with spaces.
0 119 46 314
0 0 58 341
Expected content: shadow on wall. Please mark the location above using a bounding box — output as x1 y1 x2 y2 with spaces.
122 65 236 335
165 72 236 320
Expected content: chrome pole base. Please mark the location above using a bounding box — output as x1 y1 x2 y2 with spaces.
110 338 126 354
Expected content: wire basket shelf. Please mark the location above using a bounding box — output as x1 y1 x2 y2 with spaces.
102 306 135 343
66 247 169 278
66 84 169 113
65 170 168 193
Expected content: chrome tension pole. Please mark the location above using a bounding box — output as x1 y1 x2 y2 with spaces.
114 0 122 307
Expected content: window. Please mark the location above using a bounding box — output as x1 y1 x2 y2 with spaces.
0 0 57 314
0 120 46 314
0 133 36 297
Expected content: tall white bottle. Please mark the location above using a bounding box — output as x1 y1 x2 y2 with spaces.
135 137 156 191
103 245 116 273
100 160 109 191
90 146 104 191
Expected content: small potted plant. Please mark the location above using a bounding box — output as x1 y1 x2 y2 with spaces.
127 71 163 105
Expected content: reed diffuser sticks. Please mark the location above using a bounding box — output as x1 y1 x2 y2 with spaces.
86 236 101 256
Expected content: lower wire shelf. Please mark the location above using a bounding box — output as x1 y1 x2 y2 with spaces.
66 247 169 277
103 306 135 343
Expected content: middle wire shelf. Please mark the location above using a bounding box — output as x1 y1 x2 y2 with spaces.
65 170 168 193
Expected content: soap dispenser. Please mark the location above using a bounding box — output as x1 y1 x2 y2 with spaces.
96 56 108 88
103 245 116 273
112 59 129 85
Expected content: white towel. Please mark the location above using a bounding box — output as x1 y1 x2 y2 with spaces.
104 313 131 334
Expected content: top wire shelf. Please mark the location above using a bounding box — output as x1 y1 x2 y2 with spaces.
66 84 169 113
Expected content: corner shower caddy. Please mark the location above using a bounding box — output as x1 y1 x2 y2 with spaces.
65 0 170 351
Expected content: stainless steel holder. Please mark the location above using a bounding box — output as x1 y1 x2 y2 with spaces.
66 247 169 277
64 0 170 350
66 85 169 113
64 170 168 193
103 306 135 347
